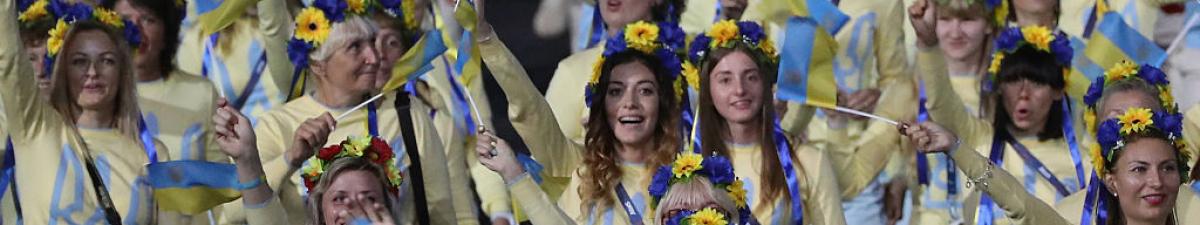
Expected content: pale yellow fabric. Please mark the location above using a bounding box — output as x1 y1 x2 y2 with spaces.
917 48 1094 225
727 143 849 225
245 94 456 225
137 71 225 162
1184 106 1200 164
479 30 585 184
1059 0 1168 39
422 53 509 223
176 0 295 122
803 0 918 199
244 195 289 225
554 164 653 225
508 174 574 225
680 0 718 34
543 46 603 146
946 143 1072 225
1 1 171 222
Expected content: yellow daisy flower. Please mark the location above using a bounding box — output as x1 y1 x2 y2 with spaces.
988 52 1004 74
18 0 49 23
689 208 728 225
1021 26 1053 51
1117 108 1153 135
1159 86 1175 111
1090 143 1106 177
625 21 660 53
708 20 739 47
590 58 605 85
726 179 748 208
758 36 777 58
347 0 367 14
1103 61 1138 82
994 0 1009 25
47 19 69 56
672 152 704 178
402 0 418 29
1084 108 1097 134
295 7 332 46
94 8 124 28
345 136 371 157
682 61 700 89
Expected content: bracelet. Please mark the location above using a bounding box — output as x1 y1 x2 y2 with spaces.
237 176 267 190
964 163 993 192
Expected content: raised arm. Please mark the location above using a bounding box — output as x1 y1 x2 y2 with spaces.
258 0 296 101
0 0 57 140
797 145 849 225
212 99 286 225
476 24 583 178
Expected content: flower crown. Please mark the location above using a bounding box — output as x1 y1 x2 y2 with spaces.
1082 61 1177 135
934 0 1009 26
586 21 688 107
665 207 730 225
287 0 373 73
376 0 418 30
987 26 1072 85
649 152 751 224
18 0 53 26
301 136 404 193
39 0 142 75
1090 108 1190 180
688 20 778 65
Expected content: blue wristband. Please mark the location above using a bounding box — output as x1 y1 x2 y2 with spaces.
350 217 372 225
237 176 266 190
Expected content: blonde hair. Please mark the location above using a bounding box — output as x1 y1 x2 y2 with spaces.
306 157 400 225
49 21 142 141
307 16 379 64
652 177 742 224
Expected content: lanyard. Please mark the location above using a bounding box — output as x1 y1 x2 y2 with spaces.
773 123 804 225
614 183 644 225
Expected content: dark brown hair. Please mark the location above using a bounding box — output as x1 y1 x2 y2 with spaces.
579 51 682 213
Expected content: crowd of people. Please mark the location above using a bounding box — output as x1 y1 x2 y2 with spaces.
1 0 1200 225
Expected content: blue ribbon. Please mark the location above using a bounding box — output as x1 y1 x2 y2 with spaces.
1061 99 1086 189
588 6 605 49
614 183 644 225
447 32 477 134
915 82 959 196
1080 171 1108 225
139 116 159 164
367 99 379 137
773 122 803 225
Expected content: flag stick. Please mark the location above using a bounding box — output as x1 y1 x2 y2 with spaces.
805 101 901 126
335 93 387 120
1165 7 1200 56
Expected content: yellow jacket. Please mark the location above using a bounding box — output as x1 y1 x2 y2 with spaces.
917 48 1094 225
726 143 849 225
543 46 602 146
137 71 226 162
944 144 1072 225
245 93 456 225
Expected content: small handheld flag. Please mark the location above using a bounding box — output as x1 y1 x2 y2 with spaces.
148 161 245 214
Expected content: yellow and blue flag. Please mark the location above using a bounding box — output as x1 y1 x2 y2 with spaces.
148 161 243 215
1070 11 1166 97
382 29 450 92
775 16 839 109
194 0 257 36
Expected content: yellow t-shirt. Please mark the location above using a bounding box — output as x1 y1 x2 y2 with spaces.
554 164 653 225
136 71 224 162
243 94 456 225
727 143 848 225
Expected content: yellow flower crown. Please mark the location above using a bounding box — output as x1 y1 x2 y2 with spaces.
688 20 778 64
1082 61 1178 135
586 21 688 107
40 1 142 75
986 26 1073 87
1091 108 1190 180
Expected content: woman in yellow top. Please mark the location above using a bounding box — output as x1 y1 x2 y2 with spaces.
688 20 845 225
475 18 688 224
3 6 57 223
904 107 1190 225
1 1 169 224
106 0 225 163
249 2 455 224
544 0 685 146
911 1 1093 224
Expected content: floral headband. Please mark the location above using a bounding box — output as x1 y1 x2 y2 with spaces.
287 0 373 72
376 0 418 30
37 0 142 76
649 152 751 224
1090 108 1190 180
1082 61 1178 135
586 21 688 107
987 26 1072 85
665 207 730 225
302 136 404 193
688 20 778 65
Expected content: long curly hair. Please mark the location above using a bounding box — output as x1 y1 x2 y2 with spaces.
579 51 682 214
696 44 792 210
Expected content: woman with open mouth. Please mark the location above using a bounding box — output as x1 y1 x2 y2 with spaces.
471 16 688 224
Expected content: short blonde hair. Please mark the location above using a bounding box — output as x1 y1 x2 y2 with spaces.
307 15 379 63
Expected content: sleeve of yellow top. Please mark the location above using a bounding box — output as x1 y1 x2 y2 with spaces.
259 0 295 96
555 172 589 223
780 102 815 136
947 146 1071 225
917 48 991 148
873 0 912 89
410 99 460 224
471 160 513 217
0 0 53 141
253 115 298 191
799 146 849 225
1184 106 1200 163
508 174 575 225
202 81 230 163
477 32 584 179
244 195 288 225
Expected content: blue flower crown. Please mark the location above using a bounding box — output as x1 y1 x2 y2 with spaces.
286 0 373 73
376 0 418 30
687 20 777 64
648 152 751 224
586 20 687 107
987 26 1072 86
1092 107 1189 180
39 0 142 76
665 207 731 225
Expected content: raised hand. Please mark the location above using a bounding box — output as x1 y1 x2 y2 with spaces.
286 113 337 168
337 194 396 225
900 121 959 153
908 0 938 48
213 98 257 160
475 128 525 182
